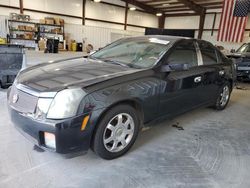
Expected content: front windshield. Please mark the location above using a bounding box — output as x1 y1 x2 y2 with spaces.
237 43 250 53
91 37 171 68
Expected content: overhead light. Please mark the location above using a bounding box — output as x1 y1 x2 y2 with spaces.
156 13 163 16
129 7 136 11
93 0 101 2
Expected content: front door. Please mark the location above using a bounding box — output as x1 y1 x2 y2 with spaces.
159 39 204 117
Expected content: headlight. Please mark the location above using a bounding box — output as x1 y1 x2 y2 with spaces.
36 98 53 119
46 88 86 119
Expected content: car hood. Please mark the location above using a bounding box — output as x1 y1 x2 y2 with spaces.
16 57 142 92
230 52 250 58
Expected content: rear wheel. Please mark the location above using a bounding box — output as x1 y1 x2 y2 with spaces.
92 105 140 160
214 82 231 110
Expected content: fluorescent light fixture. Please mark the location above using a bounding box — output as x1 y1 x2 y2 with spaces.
94 0 101 2
129 7 136 11
156 13 163 17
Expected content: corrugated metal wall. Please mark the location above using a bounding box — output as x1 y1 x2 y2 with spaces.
64 23 144 50
0 14 143 48
0 15 8 38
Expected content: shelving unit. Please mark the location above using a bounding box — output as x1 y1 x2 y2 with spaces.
9 38 36 41
8 20 37 25
9 29 36 32
8 20 38 49
37 23 64 42
7 20 65 49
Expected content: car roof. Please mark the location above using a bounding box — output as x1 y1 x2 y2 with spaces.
124 35 191 43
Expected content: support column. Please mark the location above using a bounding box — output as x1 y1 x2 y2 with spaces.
158 15 165 29
211 13 217 36
82 0 86 25
19 0 23 14
124 2 128 30
198 11 205 39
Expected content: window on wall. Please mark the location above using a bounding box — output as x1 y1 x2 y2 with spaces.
199 41 218 65
167 40 198 67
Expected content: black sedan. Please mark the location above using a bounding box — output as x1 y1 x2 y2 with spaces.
7 36 235 159
229 43 250 81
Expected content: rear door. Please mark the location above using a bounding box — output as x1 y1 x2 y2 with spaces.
196 40 224 103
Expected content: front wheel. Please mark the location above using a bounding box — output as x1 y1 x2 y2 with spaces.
213 83 231 110
92 105 140 160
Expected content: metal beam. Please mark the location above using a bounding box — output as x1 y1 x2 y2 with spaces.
124 2 128 30
120 0 158 14
177 0 205 14
211 13 217 36
19 0 23 14
198 12 205 39
82 0 86 25
158 15 165 29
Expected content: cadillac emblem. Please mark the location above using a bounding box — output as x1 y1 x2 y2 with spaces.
12 94 19 104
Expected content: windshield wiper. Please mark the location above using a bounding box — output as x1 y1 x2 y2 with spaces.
102 59 131 68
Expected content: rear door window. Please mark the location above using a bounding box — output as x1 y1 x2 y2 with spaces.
199 41 218 65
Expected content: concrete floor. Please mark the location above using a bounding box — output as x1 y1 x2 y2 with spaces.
1 51 250 188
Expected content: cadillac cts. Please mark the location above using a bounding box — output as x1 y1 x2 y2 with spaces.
7 36 235 159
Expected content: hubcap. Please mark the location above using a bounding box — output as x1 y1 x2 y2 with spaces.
220 85 230 107
103 113 135 153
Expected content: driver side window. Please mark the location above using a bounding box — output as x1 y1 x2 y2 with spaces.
167 40 198 67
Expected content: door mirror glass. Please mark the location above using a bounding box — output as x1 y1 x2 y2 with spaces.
161 63 189 72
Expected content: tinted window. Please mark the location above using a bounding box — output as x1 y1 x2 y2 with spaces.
167 40 198 67
199 42 218 65
237 43 250 53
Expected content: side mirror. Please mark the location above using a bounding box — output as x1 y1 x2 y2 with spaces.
230 49 236 53
161 63 189 72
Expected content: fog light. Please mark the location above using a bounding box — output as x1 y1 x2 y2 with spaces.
44 132 56 149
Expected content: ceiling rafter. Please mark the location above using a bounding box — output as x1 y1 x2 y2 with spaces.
120 0 160 14
176 0 205 14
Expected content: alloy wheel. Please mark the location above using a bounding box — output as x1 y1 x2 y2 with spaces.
103 113 135 153
220 85 230 107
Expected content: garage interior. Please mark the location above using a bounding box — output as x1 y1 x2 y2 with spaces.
0 0 250 187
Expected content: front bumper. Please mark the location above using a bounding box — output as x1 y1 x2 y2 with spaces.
8 106 94 154
237 68 250 80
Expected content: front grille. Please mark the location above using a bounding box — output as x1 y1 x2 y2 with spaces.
9 85 38 114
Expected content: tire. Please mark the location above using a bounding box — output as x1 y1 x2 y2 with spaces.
92 105 140 160
213 82 231 110
0 81 5 89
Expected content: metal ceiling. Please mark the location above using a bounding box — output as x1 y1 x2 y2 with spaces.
127 0 223 15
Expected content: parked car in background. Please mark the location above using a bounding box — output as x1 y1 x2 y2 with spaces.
7 36 235 159
228 43 250 81
0 44 26 88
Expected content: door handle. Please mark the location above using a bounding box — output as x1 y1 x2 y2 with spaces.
219 70 225 76
194 76 202 83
